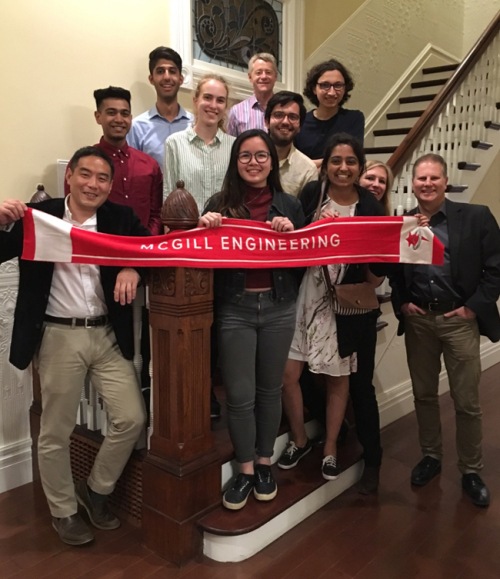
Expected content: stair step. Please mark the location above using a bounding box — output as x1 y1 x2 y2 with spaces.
198 439 363 537
364 146 398 155
411 78 447 89
485 120 500 130
447 185 469 193
399 94 437 104
496 102 500 110
386 110 425 120
422 64 459 75
472 140 493 150
373 128 411 137
457 162 481 171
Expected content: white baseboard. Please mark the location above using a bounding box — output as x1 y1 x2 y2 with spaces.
378 341 500 429
0 439 33 494
204 460 363 563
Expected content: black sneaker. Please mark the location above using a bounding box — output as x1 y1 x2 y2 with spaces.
278 439 312 469
254 464 277 501
210 387 221 419
322 455 341 480
222 473 254 510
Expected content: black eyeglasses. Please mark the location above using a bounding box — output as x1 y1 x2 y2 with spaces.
317 82 345 92
237 151 271 164
271 111 301 123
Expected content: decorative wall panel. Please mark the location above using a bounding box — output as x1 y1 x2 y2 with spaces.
0 260 33 493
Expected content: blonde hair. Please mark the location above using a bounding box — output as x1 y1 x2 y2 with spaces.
193 73 230 131
361 160 394 216
248 52 278 74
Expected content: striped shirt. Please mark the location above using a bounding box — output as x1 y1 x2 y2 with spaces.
226 95 267 137
163 126 235 210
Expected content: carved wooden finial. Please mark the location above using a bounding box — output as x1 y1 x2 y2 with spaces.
161 180 199 231
30 184 52 204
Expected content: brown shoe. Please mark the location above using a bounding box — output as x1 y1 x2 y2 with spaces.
75 479 120 530
357 466 380 495
52 514 93 545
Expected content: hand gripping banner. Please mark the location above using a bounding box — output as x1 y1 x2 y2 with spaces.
22 208 444 268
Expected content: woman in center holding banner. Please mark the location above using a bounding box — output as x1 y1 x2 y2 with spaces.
201 129 305 510
278 133 386 482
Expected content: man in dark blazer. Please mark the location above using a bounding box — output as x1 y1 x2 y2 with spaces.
0 146 150 545
390 153 500 507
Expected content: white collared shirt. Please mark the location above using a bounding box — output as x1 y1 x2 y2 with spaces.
45 197 107 318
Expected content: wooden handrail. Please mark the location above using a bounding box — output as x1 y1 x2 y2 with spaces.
388 9 500 176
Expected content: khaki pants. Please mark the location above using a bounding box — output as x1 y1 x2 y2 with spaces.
37 322 146 518
405 313 482 474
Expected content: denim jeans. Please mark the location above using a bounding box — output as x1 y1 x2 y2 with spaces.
217 291 296 463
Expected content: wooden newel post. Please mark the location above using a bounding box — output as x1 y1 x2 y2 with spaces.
142 181 221 565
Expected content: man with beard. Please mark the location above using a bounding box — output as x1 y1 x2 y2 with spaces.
264 91 318 196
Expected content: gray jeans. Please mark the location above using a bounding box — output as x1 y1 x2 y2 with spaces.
217 292 296 463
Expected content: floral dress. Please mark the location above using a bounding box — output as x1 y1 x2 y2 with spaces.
288 199 357 376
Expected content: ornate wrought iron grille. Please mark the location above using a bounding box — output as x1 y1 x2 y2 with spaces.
192 0 283 79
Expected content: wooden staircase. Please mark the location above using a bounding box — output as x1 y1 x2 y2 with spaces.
364 64 459 162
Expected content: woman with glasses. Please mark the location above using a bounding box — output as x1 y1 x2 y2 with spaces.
201 129 305 510
294 60 364 169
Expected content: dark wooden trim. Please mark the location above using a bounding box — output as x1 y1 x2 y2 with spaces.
388 10 500 175
386 110 425 120
422 63 459 75
373 128 411 137
411 78 447 89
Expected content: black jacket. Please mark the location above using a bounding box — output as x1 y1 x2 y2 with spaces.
204 189 306 303
390 199 500 342
298 180 387 283
0 198 150 370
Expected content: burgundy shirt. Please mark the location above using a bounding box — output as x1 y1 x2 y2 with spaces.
244 185 274 289
65 138 163 235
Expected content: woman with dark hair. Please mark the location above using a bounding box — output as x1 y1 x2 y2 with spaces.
278 132 386 483
201 129 305 510
294 59 364 169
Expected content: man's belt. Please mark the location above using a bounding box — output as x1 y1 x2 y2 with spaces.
44 314 109 328
412 299 462 313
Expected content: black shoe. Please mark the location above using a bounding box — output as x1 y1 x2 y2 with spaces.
411 456 441 486
322 455 341 480
357 466 380 495
75 479 120 530
278 439 312 470
52 513 93 546
210 388 221 418
462 473 490 507
254 464 277 501
223 473 255 510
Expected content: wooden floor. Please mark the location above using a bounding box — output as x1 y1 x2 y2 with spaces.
2 363 500 579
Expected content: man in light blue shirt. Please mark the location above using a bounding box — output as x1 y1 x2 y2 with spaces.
127 47 194 169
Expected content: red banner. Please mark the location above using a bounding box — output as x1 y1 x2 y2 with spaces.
22 208 444 268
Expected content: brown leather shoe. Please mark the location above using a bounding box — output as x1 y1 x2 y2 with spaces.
75 479 120 530
357 466 380 495
52 514 93 545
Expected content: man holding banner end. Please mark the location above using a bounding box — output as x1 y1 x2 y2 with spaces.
390 153 500 507
0 146 149 545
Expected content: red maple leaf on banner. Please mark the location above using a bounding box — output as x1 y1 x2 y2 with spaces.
406 232 429 248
